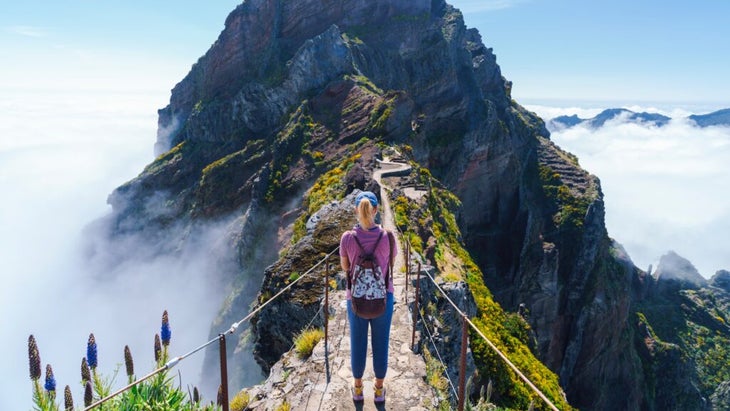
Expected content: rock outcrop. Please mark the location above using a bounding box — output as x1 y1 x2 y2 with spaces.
711 269 730 292
655 250 708 288
93 0 730 409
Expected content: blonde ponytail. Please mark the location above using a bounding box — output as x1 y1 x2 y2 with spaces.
356 198 377 229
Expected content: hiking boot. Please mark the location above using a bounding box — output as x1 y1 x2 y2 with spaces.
351 385 364 402
374 385 386 403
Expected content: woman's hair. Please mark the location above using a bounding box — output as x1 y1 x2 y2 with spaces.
356 198 377 229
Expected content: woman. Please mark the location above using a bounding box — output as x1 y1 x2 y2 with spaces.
339 190 395 404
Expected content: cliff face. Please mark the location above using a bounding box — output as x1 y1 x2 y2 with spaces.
95 0 730 409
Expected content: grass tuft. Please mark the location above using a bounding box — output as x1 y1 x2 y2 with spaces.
294 328 325 359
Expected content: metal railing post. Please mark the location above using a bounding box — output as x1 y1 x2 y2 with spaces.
405 241 411 307
405 241 410 303
411 262 421 351
218 334 229 411
458 315 468 411
324 260 329 352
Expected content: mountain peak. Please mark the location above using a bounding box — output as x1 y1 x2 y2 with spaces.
655 250 708 287
711 269 730 291
689 108 730 127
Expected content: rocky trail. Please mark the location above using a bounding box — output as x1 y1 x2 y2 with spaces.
246 160 437 410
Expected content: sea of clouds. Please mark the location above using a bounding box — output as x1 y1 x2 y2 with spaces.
0 90 230 410
527 103 730 278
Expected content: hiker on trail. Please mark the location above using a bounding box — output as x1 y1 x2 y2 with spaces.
339 190 396 404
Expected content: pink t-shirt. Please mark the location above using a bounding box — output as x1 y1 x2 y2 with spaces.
340 225 396 299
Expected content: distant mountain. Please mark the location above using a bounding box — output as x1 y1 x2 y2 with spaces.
550 114 582 128
549 107 730 130
689 108 730 127
589 108 671 128
549 108 671 130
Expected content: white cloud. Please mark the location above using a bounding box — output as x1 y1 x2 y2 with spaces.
5 25 47 37
0 90 234 410
547 108 730 277
0 42 190 93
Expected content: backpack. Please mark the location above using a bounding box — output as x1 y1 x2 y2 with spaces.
348 230 394 319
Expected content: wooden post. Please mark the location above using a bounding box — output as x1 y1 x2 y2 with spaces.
324 260 330 383
411 262 421 351
457 315 468 411
405 241 410 303
218 334 229 411
324 260 329 352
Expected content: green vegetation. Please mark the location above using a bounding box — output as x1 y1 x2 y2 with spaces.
343 26 369 45
423 347 452 411
266 105 320 203
396 166 573 411
368 95 395 136
201 139 265 177
28 312 220 411
195 139 267 214
637 288 730 397
294 328 325 359
192 100 205 114
538 164 590 231
287 271 301 283
345 74 383 95
291 153 362 243
145 140 189 174
230 390 250 411
536 158 595 278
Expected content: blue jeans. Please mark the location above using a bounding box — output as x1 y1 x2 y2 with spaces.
347 293 394 379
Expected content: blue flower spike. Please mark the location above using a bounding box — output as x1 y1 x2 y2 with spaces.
161 310 171 347
44 364 56 392
87 333 98 370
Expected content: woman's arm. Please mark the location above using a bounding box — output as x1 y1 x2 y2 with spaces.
340 255 350 272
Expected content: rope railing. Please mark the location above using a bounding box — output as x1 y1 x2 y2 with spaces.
417 304 459 399
409 251 560 411
84 245 340 410
224 246 341 334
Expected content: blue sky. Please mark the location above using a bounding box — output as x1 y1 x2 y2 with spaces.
2 0 728 105
452 0 730 105
0 1 241 94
